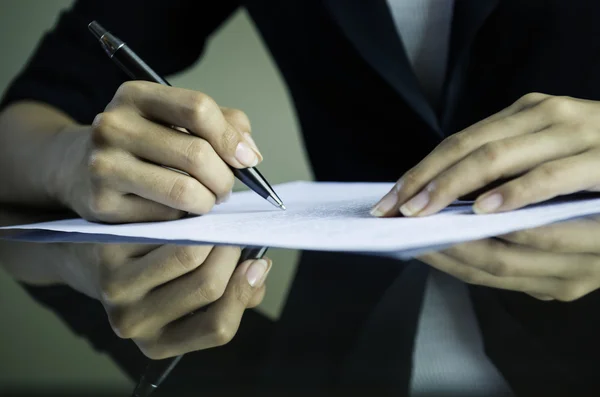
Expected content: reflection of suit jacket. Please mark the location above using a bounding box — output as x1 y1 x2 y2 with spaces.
6 0 600 395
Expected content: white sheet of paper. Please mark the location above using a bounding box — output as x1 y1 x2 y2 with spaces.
4 181 600 253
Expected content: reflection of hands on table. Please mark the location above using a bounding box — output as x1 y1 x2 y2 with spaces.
0 240 271 359
418 216 600 301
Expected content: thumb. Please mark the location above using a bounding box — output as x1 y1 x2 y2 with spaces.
220 107 262 162
225 257 272 308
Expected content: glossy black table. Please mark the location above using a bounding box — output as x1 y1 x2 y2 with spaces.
1 208 599 397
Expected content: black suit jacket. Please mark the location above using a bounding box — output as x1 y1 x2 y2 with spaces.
3 0 600 395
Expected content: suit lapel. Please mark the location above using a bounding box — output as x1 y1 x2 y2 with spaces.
325 0 501 138
324 0 442 136
440 0 501 133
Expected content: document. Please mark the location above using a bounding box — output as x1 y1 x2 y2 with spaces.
3 181 600 253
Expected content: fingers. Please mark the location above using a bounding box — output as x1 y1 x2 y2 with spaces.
371 96 552 217
124 246 243 333
221 106 261 157
145 257 272 359
99 245 214 303
420 239 600 302
527 293 555 301
401 126 593 217
440 239 592 278
499 217 600 254
94 111 234 202
110 81 262 168
418 251 562 295
83 190 184 223
90 149 217 214
247 285 267 309
473 150 600 213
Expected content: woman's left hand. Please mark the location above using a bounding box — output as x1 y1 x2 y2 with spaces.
418 216 600 301
371 93 600 217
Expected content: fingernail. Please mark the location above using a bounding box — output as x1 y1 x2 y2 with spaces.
243 132 263 162
474 193 503 214
235 141 259 167
246 259 270 287
370 192 398 217
400 189 430 216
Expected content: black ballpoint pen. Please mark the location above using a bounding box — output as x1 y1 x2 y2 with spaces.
88 21 285 210
131 246 269 397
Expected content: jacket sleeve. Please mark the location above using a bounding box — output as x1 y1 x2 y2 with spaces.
0 0 239 124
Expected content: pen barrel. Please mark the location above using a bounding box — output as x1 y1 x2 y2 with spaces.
233 168 270 199
113 45 170 85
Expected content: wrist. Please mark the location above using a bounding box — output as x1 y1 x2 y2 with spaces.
44 124 90 210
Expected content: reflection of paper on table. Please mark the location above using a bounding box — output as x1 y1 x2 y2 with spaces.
3 181 600 253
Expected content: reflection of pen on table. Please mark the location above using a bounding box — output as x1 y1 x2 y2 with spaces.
131 246 269 397
88 21 285 211
87 21 273 397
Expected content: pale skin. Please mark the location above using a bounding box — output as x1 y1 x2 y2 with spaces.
418 216 600 302
1 85 598 359
0 81 271 358
371 93 600 218
0 239 271 359
370 92 600 300
0 81 262 222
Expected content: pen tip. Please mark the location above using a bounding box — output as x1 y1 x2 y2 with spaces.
266 194 286 210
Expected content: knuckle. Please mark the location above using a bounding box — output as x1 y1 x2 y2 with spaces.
401 169 423 191
209 320 236 346
99 274 126 304
87 191 117 218
91 112 120 145
115 80 147 99
536 164 560 181
87 150 114 179
173 246 204 272
196 279 226 303
168 177 199 208
221 124 240 153
141 345 173 360
519 92 547 106
543 96 574 117
443 133 472 153
556 283 588 302
183 139 211 170
479 142 504 163
484 257 512 277
87 190 117 217
188 93 215 121
109 309 141 339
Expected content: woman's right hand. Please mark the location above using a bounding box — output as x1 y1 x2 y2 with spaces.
58 81 262 223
